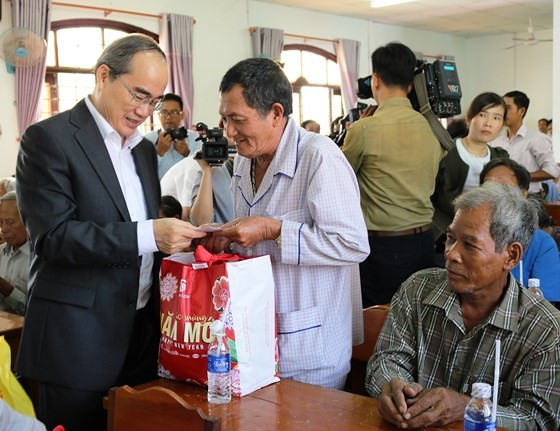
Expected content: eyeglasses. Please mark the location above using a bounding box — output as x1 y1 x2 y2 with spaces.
159 110 182 118
115 74 163 111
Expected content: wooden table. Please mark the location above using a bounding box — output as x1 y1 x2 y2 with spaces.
0 310 24 368
138 378 508 431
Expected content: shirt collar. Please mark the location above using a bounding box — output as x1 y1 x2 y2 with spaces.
2 241 30 257
486 274 521 333
376 97 413 111
268 117 301 179
84 95 143 149
423 271 520 333
510 123 528 139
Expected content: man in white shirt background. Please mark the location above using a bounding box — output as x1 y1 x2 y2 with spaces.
0 191 29 316
490 90 560 193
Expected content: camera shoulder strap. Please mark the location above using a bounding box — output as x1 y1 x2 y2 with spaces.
225 158 234 177
413 71 455 153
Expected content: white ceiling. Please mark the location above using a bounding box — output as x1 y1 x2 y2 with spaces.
255 0 553 38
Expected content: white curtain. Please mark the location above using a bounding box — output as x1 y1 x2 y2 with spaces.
335 39 360 114
251 27 284 61
12 0 51 136
160 13 195 127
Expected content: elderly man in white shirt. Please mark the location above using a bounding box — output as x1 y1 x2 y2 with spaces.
201 58 370 389
490 90 560 193
0 191 30 316
0 177 15 197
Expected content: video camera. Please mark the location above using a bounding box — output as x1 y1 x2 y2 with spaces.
165 126 189 140
409 59 461 118
194 122 231 166
356 59 462 118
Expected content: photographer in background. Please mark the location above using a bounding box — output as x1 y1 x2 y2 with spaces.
189 150 235 227
189 124 235 226
144 93 201 179
333 106 363 147
342 42 444 308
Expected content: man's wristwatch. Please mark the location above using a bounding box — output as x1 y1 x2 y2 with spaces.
274 234 282 248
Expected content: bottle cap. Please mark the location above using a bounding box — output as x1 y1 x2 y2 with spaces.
471 382 492 399
528 278 540 288
210 319 225 335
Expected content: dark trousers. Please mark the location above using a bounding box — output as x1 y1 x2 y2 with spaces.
360 229 434 308
37 304 159 431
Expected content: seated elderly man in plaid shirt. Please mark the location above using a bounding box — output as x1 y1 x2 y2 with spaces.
367 183 560 431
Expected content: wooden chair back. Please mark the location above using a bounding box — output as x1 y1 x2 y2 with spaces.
544 202 560 226
345 304 390 395
107 385 221 431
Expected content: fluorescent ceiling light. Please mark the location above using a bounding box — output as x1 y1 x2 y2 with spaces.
371 0 415 8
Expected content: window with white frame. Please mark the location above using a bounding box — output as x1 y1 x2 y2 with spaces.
281 44 343 135
41 19 159 133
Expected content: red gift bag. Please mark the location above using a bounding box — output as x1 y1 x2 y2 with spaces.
158 246 279 396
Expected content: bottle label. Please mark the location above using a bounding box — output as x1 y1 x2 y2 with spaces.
208 353 230 373
464 418 496 431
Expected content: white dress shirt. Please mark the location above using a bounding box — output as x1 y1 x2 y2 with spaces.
0 241 30 315
160 156 199 207
84 96 157 309
491 125 560 193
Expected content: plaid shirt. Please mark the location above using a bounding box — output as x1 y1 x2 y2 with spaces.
367 268 560 430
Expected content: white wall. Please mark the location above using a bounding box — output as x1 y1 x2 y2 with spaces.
464 30 553 129
0 0 555 178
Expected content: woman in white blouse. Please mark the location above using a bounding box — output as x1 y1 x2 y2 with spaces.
432 92 509 246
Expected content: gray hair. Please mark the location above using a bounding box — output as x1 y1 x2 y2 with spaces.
0 177 15 193
0 191 17 203
219 57 293 118
453 183 538 252
94 33 165 78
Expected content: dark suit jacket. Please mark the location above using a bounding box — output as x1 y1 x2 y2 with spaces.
15 99 161 391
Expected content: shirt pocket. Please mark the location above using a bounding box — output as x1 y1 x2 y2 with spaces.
277 305 328 373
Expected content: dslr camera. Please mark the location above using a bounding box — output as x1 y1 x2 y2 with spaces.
194 122 230 166
357 59 462 118
165 126 189 140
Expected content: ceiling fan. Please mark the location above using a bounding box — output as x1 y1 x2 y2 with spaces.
504 17 552 49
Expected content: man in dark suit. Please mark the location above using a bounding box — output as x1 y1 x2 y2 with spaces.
15 34 206 431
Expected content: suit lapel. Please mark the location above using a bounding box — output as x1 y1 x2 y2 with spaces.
70 100 131 221
132 141 160 220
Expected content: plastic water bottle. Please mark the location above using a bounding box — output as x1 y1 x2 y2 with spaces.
207 320 231 404
464 382 496 431
527 278 543 297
